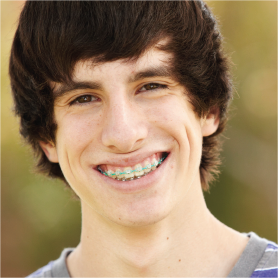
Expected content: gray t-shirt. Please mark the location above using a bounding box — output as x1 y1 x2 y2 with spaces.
27 232 278 277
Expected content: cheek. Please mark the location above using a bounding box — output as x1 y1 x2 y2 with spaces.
145 96 198 136
55 112 103 157
146 96 203 162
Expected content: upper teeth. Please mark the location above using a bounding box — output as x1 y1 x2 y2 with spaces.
135 165 142 172
98 157 166 181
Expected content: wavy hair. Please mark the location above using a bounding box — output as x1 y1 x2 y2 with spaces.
9 1 233 191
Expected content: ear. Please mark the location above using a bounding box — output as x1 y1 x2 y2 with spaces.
201 107 220 137
39 141 59 163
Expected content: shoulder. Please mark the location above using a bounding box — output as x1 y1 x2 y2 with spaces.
26 261 53 278
250 239 278 278
228 232 277 278
26 248 74 278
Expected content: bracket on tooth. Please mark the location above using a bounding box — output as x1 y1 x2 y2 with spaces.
135 166 142 172
99 156 166 178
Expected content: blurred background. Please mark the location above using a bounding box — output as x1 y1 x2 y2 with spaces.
1 1 277 276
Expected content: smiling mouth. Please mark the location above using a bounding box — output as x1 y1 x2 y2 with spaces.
97 152 169 181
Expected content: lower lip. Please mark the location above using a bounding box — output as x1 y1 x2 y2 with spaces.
94 153 171 194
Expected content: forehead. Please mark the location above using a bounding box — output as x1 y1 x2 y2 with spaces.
73 47 173 82
52 40 176 97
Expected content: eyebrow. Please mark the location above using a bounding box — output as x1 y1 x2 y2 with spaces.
128 66 173 83
53 66 174 99
53 81 102 99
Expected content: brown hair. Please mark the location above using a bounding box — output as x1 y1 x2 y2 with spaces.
9 1 233 191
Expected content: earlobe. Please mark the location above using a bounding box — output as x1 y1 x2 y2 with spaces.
39 141 59 163
201 107 220 137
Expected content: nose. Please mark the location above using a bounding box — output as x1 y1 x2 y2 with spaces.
101 94 148 153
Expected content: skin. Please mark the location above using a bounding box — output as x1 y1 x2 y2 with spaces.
40 43 248 277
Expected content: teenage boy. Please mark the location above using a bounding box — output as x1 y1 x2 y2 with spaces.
9 1 277 277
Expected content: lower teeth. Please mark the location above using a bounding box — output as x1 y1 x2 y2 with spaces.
116 173 147 181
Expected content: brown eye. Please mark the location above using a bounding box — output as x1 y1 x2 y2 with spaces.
138 83 167 92
77 95 92 103
144 83 159 90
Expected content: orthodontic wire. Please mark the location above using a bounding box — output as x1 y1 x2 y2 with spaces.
99 156 166 177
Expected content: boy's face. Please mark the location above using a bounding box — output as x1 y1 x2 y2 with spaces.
41 43 218 227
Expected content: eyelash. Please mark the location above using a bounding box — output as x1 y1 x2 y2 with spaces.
70 83 168 106
70 95 99 106
138 83 168 92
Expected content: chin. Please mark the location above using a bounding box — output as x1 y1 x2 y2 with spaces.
108 197 172 228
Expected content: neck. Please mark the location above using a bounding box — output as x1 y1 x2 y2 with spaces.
67 179 247 277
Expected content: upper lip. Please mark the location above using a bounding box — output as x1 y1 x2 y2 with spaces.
93 150 169 169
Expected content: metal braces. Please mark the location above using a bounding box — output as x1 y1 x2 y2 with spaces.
98 156 166 177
